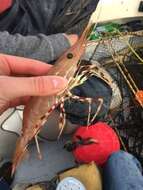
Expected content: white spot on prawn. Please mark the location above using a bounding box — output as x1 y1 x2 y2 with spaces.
55 72 60 76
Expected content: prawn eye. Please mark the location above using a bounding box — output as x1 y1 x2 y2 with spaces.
67 53 73 59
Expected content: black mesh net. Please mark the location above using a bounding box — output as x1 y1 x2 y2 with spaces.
88 28 143 165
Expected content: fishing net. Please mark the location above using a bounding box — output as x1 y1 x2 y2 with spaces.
86 20 143 164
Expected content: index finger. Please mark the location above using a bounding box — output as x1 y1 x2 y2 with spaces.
0 54 52 76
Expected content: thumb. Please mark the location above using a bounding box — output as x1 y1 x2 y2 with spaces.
0 75 67 100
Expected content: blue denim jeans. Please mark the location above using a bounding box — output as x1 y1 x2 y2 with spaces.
103 151 143 190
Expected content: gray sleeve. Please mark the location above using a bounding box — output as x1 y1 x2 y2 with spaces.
0 31 70 63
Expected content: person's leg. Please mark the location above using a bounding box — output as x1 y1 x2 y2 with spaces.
103 151 143 190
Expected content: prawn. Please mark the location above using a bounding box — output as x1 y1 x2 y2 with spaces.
12 19 95 175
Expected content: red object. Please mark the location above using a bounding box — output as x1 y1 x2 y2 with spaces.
0 0 12 13
72 122 120 166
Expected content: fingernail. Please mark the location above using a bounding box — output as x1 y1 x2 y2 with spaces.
52 77 67 89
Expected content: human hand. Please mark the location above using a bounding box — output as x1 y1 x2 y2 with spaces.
64 34 78 46
0 54 67 114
